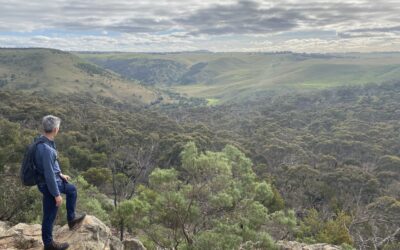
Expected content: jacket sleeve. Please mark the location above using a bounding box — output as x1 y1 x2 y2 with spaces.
41 146 60 197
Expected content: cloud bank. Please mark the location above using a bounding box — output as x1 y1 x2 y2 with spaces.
0 0 399 52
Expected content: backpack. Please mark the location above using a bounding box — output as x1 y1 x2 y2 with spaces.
20 138 46 186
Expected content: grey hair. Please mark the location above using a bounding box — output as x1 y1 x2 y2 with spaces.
42 115 61 133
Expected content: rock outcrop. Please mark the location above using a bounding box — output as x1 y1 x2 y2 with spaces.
277 240 341 250
0 215 146 250
0 216 343 250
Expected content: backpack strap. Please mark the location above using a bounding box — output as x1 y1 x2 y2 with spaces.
32 137 47 183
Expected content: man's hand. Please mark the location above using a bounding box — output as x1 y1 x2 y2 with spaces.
55 195 63 207
60 173 71 182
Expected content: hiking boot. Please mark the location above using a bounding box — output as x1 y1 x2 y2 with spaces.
68 213 86 230
44 241 69 250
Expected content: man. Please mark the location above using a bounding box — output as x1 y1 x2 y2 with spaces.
34 115 85 250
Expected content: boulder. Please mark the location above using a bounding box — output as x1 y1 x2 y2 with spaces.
277 240 341 250
0 221 42 249
0 221 9 234
123 238 146 250
0 215 145 250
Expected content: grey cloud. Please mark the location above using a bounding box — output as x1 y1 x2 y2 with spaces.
338 25 400 38
110 18 173 33
175 0 400 36
347 26 400 33
56 17 172 33
175 1 305 35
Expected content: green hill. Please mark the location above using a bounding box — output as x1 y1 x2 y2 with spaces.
79 51 400 103
0 48 163 104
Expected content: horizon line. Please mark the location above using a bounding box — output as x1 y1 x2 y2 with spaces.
1 46 400 54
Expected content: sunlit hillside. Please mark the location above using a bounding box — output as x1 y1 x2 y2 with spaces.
0 48 164 104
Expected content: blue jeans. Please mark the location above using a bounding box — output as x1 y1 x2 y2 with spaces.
37 180 77 246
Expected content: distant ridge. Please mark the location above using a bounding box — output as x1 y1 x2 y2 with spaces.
79 51 400 103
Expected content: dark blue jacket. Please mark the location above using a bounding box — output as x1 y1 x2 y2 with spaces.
33 135 62 197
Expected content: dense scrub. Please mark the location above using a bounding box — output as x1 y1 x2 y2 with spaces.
1 81 399 249
161 81 400 249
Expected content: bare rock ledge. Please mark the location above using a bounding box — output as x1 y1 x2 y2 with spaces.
0 215 146 250
277 240 341 250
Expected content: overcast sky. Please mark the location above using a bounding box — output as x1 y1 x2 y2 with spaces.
0 0 399 52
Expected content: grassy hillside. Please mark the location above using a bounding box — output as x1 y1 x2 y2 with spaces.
0 48 164 104
79 51 400 103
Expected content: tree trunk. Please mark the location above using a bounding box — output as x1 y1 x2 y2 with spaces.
120 219 124 241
